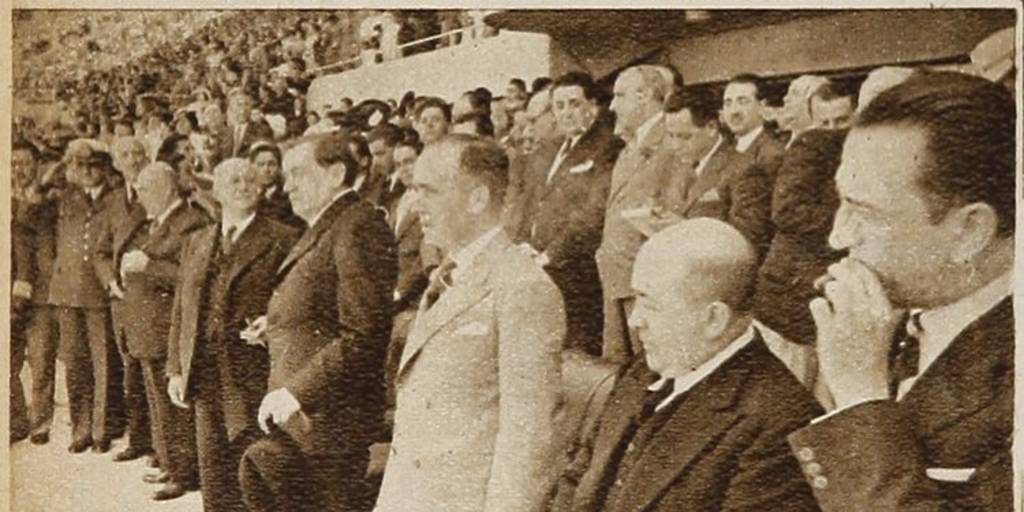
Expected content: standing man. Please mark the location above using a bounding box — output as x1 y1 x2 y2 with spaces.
122 162 210 500
595 65 678 363
47 140 123 453
527 71 624 355
227 87 274 157
788 72 1015 510
375 135 565 512
11 140 61 445
97 135 153 462
167 158 300 512
777 75 830 149
721 74 785 181
240 130 397 512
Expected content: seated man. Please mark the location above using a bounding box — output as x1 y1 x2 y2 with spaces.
551 218 822 512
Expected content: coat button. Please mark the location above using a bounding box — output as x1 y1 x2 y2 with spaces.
805 462 823 476
797 447 814 462
83 255 90 262
812 476 828 490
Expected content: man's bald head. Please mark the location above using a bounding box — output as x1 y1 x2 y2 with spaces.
636 218 757 314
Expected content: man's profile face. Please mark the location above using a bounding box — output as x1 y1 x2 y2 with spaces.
113 143 148 185
369 139 394 176
393 145 418 187
829 125 955 308
552 85 596 139
779 81 813 133
609 71 646 138
12 149 37 191
281 143 337 222
411 144 469 253
722 82 764 137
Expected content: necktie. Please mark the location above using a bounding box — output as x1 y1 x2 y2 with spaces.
422 259 457 310
222 226 237 255
889 311 922 398
547 137 574 184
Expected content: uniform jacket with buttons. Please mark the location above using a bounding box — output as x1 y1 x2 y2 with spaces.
119 203 211 360
551 335 822 512
47 184 123 309
787 297 1013 512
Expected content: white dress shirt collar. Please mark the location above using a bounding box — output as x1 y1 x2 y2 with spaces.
633 111 664 149
898 270 1013 399
309 188 356 228
150 198 184 227
648 325 756 411
734 125 765 153
221 211 257 242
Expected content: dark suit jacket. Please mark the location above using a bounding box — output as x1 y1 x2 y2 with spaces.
528 119 623 354
265 192 397 458
788 297 1013 512
754 129 846 344
48 184 123 309
502 150 534 243
743 127 785 185
120 203 210 360
391 193 438 313
12 196 58 306
667 141 773 259
258 186 306 230
167 213 300 439
552 334 823 512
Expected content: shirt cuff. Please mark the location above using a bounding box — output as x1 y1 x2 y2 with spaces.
12 280 33 300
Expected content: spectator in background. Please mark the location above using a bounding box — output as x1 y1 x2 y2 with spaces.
412 96 451 145
778 75 830 149
722 73 785 182
364 122 406 207
249 141 305 229
143 111 174 162
809 83 855 131
226 87 273 158
451 112 495 138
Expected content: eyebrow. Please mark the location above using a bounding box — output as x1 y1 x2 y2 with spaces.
840 191 883 214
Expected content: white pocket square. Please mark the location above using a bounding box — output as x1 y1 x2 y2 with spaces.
568 160 594 174
926 468 976 483
454 322 490 336
698 188 721 202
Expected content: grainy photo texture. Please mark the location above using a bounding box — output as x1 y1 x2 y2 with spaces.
7 7 1019 512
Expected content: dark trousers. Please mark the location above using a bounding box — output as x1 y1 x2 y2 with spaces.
58 306 121 443
112 303 151 452
194 358 260 512
545 261 604 356
11 308 31 440
240 432 375 512
141 359 198 484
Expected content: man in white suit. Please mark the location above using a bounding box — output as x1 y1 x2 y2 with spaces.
375 134 566 512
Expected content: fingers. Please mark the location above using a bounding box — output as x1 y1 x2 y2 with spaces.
257 402 271 434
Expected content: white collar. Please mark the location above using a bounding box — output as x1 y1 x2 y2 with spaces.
86 184 105 200
633 111 664 148
450 225 503 283
221 211 257 242
309 188 356 228
695 135 725 177
734 125 765 153
648 325 756 411
150 198 184 227
898 271 1013 399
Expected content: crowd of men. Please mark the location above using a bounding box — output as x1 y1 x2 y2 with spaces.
10 18 1017 512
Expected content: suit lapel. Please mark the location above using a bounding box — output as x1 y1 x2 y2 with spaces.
225 215 275 286
608 119 665 203
278 193 356 275
902 297 1013 439
681 146 730 213
615 337 761 512
398 234 507 374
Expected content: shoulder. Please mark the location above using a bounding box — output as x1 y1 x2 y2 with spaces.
262 215 302 243
493 243 560 300
739 342 823 422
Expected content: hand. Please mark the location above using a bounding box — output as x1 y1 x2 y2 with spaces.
167 375 189 409
258 388 301 434
534 251 550 267
240 316 268 348
121 250 150 274
108 281 126 300
810 258 904 409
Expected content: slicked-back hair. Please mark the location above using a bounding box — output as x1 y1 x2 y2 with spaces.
415 96 452 123
664 87 721 127
284 129 366 188
248 141 283 166
728 73 768 101
552 71 601 102
856 70 1015 237
395 127 424 154
366 122 405 147
436 134 509 207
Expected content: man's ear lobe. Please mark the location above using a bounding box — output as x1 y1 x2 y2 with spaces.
949 202 1000 264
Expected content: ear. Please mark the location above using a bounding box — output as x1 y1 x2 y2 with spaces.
702 301 732 339
948 202 1000 264
465 184 490 214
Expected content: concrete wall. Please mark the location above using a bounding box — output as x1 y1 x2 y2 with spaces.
670 10 1015 84
308 30 558 113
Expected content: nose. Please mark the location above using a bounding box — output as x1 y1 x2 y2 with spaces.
609 97 619 113
828 206 859 250
626 305 645 331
